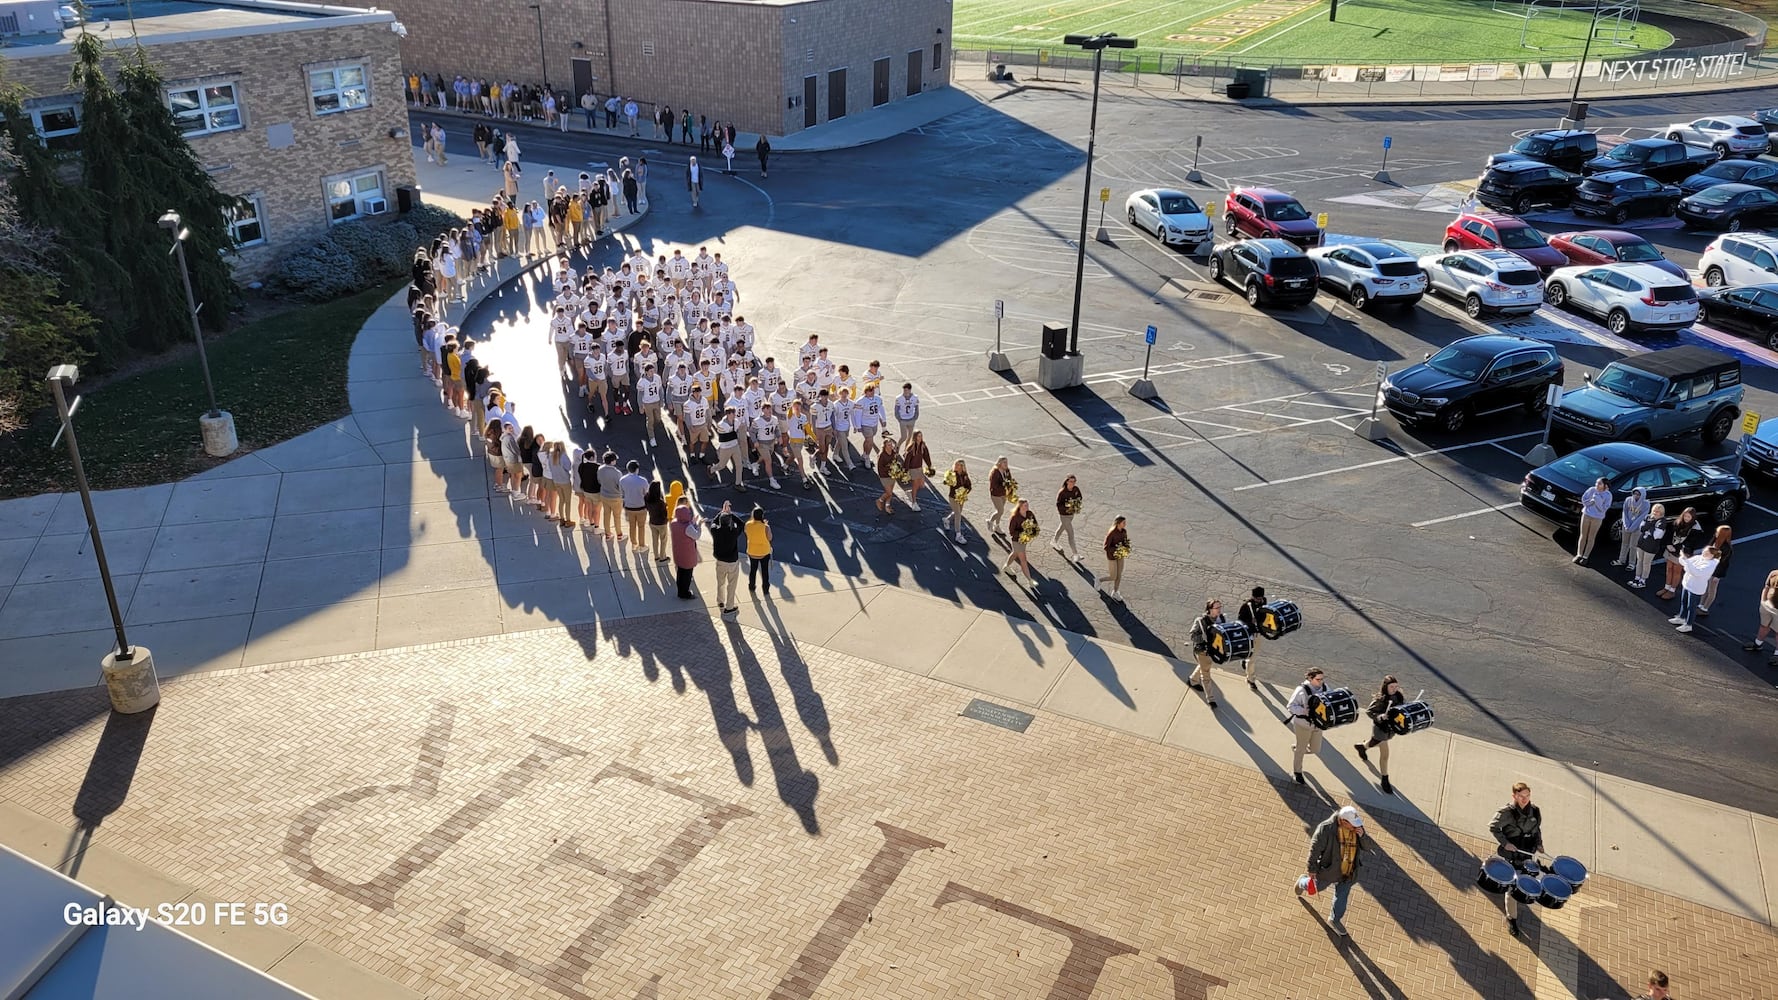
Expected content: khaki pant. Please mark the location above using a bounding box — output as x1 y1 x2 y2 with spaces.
643 401 664 438
1292 719 1324 773
1576 515 1603 559
948 500 966 534
715 559 739 607
1053 514 1076 555
650 523 669 560
1189 650 1220 701
1102 557 1124 591
626 508 647 547
1616 528 1640 566
600 497 623 536
1241 647 1257 682
714 445 744 486
1702 575 1722 610
989 495 1007 533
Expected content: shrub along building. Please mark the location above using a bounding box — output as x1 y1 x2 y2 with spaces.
387 0 954 137
1 0 419 281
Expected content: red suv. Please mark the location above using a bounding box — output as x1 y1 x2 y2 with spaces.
1224 187 1323 248
1442 212 1568 271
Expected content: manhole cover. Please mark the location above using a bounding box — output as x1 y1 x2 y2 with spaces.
1186 289 1231 303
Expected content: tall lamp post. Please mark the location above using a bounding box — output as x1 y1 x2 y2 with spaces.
159 210 237 457
529 4 551 95
1564 3 1604 126
46 365 160 714
1062 33 1136 369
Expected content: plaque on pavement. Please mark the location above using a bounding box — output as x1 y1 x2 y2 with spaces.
961 698 1035 733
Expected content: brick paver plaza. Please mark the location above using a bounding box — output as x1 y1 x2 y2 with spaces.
2 604 1772 999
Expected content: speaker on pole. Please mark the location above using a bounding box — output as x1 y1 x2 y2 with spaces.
1041 324 1068 361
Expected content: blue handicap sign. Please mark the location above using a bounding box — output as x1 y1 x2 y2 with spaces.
1145 325 1157 345
1382 136 1392 149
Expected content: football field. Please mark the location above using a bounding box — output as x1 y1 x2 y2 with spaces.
952 0 1674 62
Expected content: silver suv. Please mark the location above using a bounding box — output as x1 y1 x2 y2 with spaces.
1417 249 1544 317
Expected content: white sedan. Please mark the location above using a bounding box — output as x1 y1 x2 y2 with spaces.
1307 241 1428 309
1664 116 1770 158
1542 262 1699 334
1124 189 1212 249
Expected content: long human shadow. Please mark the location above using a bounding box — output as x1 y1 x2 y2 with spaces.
723 617 821 834
753 594 838 767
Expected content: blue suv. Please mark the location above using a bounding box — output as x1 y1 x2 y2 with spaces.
1550 345 1742 449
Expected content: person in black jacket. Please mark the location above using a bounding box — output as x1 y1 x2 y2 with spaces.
708 501 745 615
1657 507 1705 599
621 169 639 215
1697 524 1733 616
1235 585 1266 690
1489 781 1544 937
1354 675 1404 796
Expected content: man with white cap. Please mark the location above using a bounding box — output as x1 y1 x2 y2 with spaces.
1298 805 1369 937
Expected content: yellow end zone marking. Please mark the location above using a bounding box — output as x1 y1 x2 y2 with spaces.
1198 0 1324 53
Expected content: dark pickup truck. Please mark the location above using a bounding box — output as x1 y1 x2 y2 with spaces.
1581 138 1719 182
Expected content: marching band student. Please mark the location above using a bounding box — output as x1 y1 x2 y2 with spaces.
945 459 971 544
1097 516 1129 601
577 448 601 529
536 435 561 521
552 441 577 525
1052 475 1082 560
597 450 625 539
1354 675 1404 795
1235 585 1267 689
1003 497 1038 586
1490 782 1545 938
1186 600 1224 709
1286 668 1330 783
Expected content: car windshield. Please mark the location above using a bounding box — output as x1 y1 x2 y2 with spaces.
1615 241 1661 262
1513 137 1553 155
1424 344 1494 380
1592 364 1664 404
1498 227 1548 249
1691 186 1738 205
1546 452 1617 484
1708 161 1751 180
1265 200 1311 221
1158 195 1200 214
1607 144 1649 162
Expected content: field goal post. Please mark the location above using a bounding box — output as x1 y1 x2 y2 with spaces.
1492 0 1644 49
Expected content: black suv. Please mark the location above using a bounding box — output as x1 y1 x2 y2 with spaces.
1487 129 1599 173
1476 161 1578 214
1569 171 1681 222
1209 238 1318 308
1380 335 1564 433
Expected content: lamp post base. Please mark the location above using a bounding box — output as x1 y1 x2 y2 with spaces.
987 352 1013 372
102 646 160 714
200 411 238 457
1128 378 1157 400
1038 354 1085 390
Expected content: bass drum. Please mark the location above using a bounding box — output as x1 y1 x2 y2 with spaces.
1256 599 1302 639
1207 621 1253 664
1386 700 1436 736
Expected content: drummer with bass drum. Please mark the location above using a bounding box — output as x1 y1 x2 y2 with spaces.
1235 586 1267 691
1186 599 1224 709
1354 676 1404 796
1490 781 1544 939
1286 668 1331 785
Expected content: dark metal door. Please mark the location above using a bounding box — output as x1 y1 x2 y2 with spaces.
803 75 817 128
571 58 594 102
872 58 890 107
906 50 922 96
827 68 846 120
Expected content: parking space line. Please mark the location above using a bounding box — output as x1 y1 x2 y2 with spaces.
1492 442 1529 459
1223 406 1311 421
1233 432 1541 491
1747 502 1778 519
1411 502 1523 528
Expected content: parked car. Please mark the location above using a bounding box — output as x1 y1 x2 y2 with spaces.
1700 232 1778 286
1581 138 1718 182
1306 241 1427 309
1442 212 1568 271
1547 229 1687 281
1486 129 1599 174
1418 249 1545 317
1755 107 1778 134
1676 182 1778 231
1521 443 1746 533
1697 283 1778 349
56 3 78 27
1476 161 1579 214
1677 157 1778 195
1550 345 1743 446
1208 238 1319 308
1568 171 1681 223
1125 188 1212 249
1542 263 1699 335
1663 115 1771 158
1381 335 1564 432
1223 186 1323 248
1740 417 1778 478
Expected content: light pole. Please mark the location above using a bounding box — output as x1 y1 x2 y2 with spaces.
159 210 237 456
1565 2 1604 126
46 365 160 713
1063 32 1136 363
529 4 551 95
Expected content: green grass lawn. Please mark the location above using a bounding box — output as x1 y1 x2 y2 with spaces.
0 280 403 500
953 0 1673 62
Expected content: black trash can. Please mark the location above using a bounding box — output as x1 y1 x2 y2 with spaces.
1225 82 1251 99
396 185 422 213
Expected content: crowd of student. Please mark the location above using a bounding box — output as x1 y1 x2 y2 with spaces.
1576 485 1740 640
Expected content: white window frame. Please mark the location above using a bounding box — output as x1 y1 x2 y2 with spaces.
229 195 266 247
323 168 386 223
308 62 370 116
167 80 244 138
26 101 81 149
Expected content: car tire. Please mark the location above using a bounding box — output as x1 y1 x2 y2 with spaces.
1127 208 1137 227
1545 282 1568 307
1226 215 1238 237
1765 328 1778 351
1606 309 1630 335
1515 195 1534 214
1705 266 1726 286
1714 493 1742 525
1443 239 1460 253
1608 520 1624 543
1698 304 1712 326
1728 217 1744 233
1246 280 1264 307
1664 200 1678 216
1440 405 1469 433
1349 286 1369 310
1464 293 1485 318
1667 131 1684 141
1713 142 1730 158
1611 206 1629 224
1209 255 1225 282
1702 407 1736 445
1525 386 1550 415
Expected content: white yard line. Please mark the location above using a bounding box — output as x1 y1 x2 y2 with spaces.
1412 502 1523 528
1233 432 1541 491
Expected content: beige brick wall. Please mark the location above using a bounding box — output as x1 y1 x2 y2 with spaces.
4 20 416 282
389 0 951 136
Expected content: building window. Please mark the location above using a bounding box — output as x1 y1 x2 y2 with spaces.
169 82 243 137
229 196 266 246
309 64 369 116
28 103 81 150
324 168 387 222
933 43 943 71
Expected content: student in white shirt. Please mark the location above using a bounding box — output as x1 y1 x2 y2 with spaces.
668 249 692 290
666 363 693 435
783 401 813 488
607 342 632 413
809 390 834 470
583 345 610 417
635 364 665 446
893 382 921 442
830 388 858 471
682 391 711 462
856 384 885 461
759 357 783 395
632 340 660 382
569 323 596 396
798 334 821 367
833 364 857 400
751 402 782 489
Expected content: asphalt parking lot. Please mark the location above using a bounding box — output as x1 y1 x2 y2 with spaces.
417 85 1778 814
